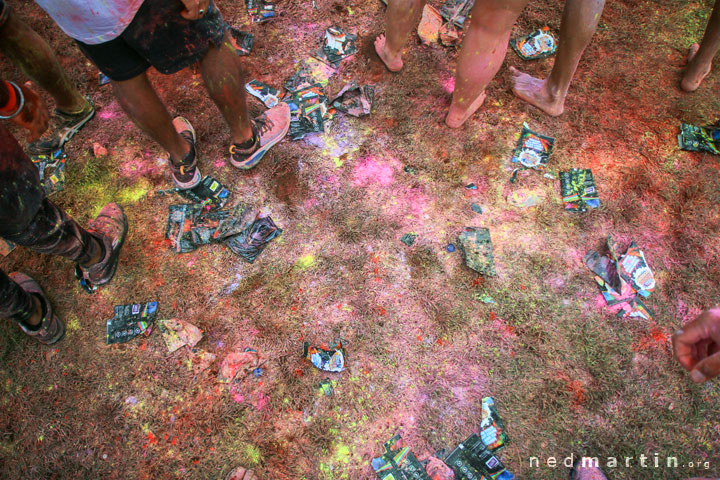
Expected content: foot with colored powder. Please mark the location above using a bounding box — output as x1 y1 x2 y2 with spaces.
374 33 404 72
445 91 486 129
569 459 608 480
681 43 712 92
509 66 566 117
225 466 259 480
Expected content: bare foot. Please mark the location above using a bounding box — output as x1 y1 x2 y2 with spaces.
509 66 565 117
225 466 258 480
681 43 712 92
374 34 403 72
445 91 486 128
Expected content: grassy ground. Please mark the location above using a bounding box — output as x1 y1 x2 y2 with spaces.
1 0 719 479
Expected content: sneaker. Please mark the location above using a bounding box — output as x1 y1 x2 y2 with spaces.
229 102 290 170
9 272 65 345
170 117 202 189
75 203 128 291
26 97 95 155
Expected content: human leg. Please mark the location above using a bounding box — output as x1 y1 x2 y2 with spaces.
445 0 530 128
198 30 253 145
0 2 86 113
682 0 720 92
510 0 605 116
375 0 425 72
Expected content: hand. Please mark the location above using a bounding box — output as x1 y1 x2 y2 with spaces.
179 0 209 20
672 308 720 383
10 82 49 142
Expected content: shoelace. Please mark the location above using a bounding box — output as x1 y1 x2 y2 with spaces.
255 114 275 137
74 264 97 293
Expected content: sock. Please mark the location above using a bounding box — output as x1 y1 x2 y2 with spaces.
235 133 258 150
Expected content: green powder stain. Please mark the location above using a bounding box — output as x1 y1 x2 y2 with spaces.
117 182 150 204
66 314 81 332
296 254 316 270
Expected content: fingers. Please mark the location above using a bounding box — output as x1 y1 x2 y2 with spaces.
672 308 720 371
180 0 209 20
690 351 720 383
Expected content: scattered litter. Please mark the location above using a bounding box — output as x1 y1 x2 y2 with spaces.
285 84 334 140
158 318 203 353
371 434 432 480
158 175 231 210
404 166 418 174
465 183 477 190
188 349 216 375
0 239 15 256
165 204 252 254
474 292 495 304
418 4 443 45
510 27 557 60
318 378 333 396
246 0 274 23
426 456 455 480
401 233 418 246
246 80 279 108
471 203 483 214
228 26 254 56
446 243 456 253
458 227 496 276
511 123 554 171
304 340 345 372
106 302 158 344
218 347 264 383
224 216 282 263
314 26 358 68
98 72 111 86
439 22 462 47
480 397 507 451
31 149 66 195
439 0 475 27
560 168 600 212
445 433 514 480
332 82 375 117
253 367 263 377
285 57 336 90
678 122 719 155
508 189 542 208
583 236 656 320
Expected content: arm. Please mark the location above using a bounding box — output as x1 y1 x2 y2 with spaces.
0 79 49 141
672 308 720 382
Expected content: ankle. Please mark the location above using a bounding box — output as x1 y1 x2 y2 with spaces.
57 95 89 115
170 140 194 166
81 235 106 268
23 294 45 329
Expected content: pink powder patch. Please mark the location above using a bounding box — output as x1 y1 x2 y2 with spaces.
352 156 399 187
97 102 123 120
442 76 455 94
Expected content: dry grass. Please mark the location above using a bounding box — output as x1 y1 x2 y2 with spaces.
1 0 720 479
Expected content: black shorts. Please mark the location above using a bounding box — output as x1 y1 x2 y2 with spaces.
76 0 226 82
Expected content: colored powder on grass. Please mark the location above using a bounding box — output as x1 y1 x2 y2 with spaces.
442 76 455 94
352 156 399 187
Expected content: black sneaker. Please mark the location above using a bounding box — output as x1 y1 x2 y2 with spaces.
9 272 65 345
27 98 95 155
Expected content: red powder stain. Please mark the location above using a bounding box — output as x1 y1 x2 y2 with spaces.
632 326 669 352
147 432 158 445
559 373 587 407
378 307 387 316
